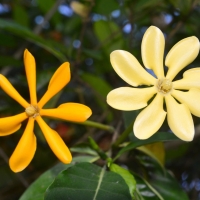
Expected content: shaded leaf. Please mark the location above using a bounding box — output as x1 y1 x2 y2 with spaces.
134 174 164 200
13 4 29 27
0 56 22 67
150 171 189 200
136 142 165 167
70 144 99 156
94 20 124 54
45 162 132 200
93 0 119 15
0 19 67 62
114 132 179 161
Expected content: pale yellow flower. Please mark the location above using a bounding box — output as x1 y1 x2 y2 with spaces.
107 26 200 141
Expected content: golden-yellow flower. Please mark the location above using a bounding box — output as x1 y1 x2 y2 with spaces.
0 49 92 172
107 26 200 141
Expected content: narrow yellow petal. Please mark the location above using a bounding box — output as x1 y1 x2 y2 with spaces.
9 118 36 172
36 116 72 163
0 113 27 136
38 62 70 108
107 86 156 111
0 75 29 108
134 94 166 139
173 68 200 90
165 95 194 141
110 50 156 87
166 36 199 80
172 88 200 117
40 103 92 122
24 49 37 105
142 26 165 78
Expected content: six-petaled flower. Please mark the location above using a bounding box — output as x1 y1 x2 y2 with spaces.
0 49 92 172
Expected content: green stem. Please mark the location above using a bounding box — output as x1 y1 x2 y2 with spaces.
113 121 134 147
78 120 114 132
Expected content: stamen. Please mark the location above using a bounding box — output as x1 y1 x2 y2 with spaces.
25 105 40 118
157 78 173 95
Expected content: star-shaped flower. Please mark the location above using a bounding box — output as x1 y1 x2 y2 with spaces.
107 26 200 141
0 49 92 172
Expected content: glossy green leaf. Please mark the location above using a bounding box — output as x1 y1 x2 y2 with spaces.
19 162 73 200
0 19 67 62
45 162 132 200
19 156 97 200
110 163 136 198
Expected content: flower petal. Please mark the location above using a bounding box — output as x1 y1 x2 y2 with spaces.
107 86 156 111
165 36 199 80
40 103 92 122
24 49 37 105
9 118 36 172
172 88 200 117
173 68 200 90
36 116 72 163
165 95 194 141
134 94 166 139
0 113 27 136
110 50 156 87
38 62 70 108
0 75 29 108
141 26 165 78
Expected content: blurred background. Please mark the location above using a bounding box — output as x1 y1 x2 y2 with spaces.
0 0 200 199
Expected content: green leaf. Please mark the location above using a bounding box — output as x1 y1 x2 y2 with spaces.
110 164 136 198
81 72 112 97
136 142 165 167
93 0 119 15
13 4 29 27
19 162 73 200
94 20 124 54
0 19 67 62
45 162 132 200
70 144 99 156
134 174 164 200
80 72 113 120
150 171 189 200
133 156 189 200
19 156 97 200
114 132 179 161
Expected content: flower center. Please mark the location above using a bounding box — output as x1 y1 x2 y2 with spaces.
25 105 40 118
156 78 173 95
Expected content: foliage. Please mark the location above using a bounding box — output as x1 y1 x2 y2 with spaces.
0 0 200 199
